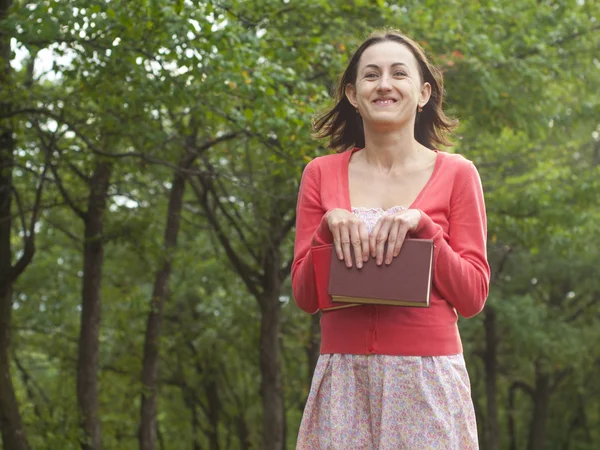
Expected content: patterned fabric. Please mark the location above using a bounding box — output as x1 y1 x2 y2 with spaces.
296 354 478 449
351 205 406 227
296 207 479 449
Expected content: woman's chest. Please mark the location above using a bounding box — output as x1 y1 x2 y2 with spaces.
348 166 434 210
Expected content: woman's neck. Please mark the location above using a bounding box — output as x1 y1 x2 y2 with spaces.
361 125 424 174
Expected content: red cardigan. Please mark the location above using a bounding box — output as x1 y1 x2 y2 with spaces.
291 148 490 356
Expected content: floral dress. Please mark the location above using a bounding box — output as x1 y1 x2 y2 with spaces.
296 207 479 450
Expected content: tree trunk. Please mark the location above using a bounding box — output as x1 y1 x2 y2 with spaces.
0 0 31 446
182 378 222 450
205 374 221 450
484 307 500 450
0 187 31 450
259 250 284 450
139 167 187 450
0 140 31 450
527 364 551 450
190 137 288 449
180 383 203 450
566 393 592 446
508 383 518 450
77 160 112 450
235 413 251 450
0 282 31 450
189 403 201 450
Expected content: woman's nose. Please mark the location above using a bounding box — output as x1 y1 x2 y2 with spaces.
377 74 392 90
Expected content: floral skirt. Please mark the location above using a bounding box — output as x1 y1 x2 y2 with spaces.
296 354 478 450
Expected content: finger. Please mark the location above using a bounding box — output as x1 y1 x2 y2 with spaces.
369 219 382 258
339 225 353 268
386 218 401 264
331 221 344 261
349 220 364 268
393 217 409 257
358 222 370 262
375 218 392 265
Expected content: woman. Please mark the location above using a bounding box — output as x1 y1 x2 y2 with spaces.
291 30 490 449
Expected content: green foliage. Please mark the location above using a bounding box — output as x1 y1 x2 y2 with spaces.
2 0 599 448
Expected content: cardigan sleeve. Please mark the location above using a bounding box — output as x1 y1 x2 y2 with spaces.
414 161 490 318
291 160 334 314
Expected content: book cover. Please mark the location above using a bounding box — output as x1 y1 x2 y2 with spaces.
327 239 434 307
311 244 360 311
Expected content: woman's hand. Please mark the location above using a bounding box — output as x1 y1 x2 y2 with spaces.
370 209 422 265
326 209 370 268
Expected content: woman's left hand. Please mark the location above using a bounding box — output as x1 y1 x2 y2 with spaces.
369 209 422 265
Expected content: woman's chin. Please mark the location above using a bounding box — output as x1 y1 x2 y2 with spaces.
366 115 409 131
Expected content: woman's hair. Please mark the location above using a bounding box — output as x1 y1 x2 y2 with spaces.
313 29 458 152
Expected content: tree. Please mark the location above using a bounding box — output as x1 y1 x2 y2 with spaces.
1 1 599 449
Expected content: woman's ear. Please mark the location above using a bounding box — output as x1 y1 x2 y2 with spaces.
419 82 432 108
345 83 358 109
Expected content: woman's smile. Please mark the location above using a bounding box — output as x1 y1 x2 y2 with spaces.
373 98 398 107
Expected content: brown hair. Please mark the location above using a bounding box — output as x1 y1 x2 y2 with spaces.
313 30 458 152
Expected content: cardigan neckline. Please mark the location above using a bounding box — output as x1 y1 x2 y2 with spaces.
342 147 444 211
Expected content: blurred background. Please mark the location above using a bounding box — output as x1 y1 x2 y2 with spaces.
1 0 599 449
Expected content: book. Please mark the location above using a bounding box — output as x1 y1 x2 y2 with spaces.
328 239 434 307
312 244 361 311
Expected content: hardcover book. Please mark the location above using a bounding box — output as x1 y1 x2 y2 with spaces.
327 239 434 307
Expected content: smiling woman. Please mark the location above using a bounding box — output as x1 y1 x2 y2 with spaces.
292 29 490 449
346 42 431 132
313 30 457 152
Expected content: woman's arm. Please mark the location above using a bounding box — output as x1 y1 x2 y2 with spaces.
414 161 490 318
291 161 333 314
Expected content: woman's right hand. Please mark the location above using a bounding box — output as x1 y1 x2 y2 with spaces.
326 209 370 268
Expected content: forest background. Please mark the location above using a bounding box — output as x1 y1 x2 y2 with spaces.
1 0 599 449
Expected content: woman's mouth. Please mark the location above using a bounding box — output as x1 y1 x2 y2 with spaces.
373 99 397 106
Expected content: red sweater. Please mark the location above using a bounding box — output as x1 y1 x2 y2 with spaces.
291 148 490 356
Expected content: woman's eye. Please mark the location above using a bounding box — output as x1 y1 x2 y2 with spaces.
365 73 378 78
394 71 406 77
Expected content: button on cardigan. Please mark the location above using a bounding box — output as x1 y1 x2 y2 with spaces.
291 148 490 356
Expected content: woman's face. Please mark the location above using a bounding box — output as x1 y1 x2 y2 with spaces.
346 41 431 130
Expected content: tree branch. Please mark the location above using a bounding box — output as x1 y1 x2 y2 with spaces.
11 146 52 279
188 176 261 299
511 380 534 398
495 23 600 68
28 145 51 237
13 352 52 417
12 358 45 422
4 108 242 179
64 157 91 183
490 244 512 285
567 294 599 322
551 368 572 393
10 185 27 246
49 163 87 220
214 171 256 234
279 256 293 281
43 217 81 244
273 212 296 248
190 132 240 155
198 158 260 264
